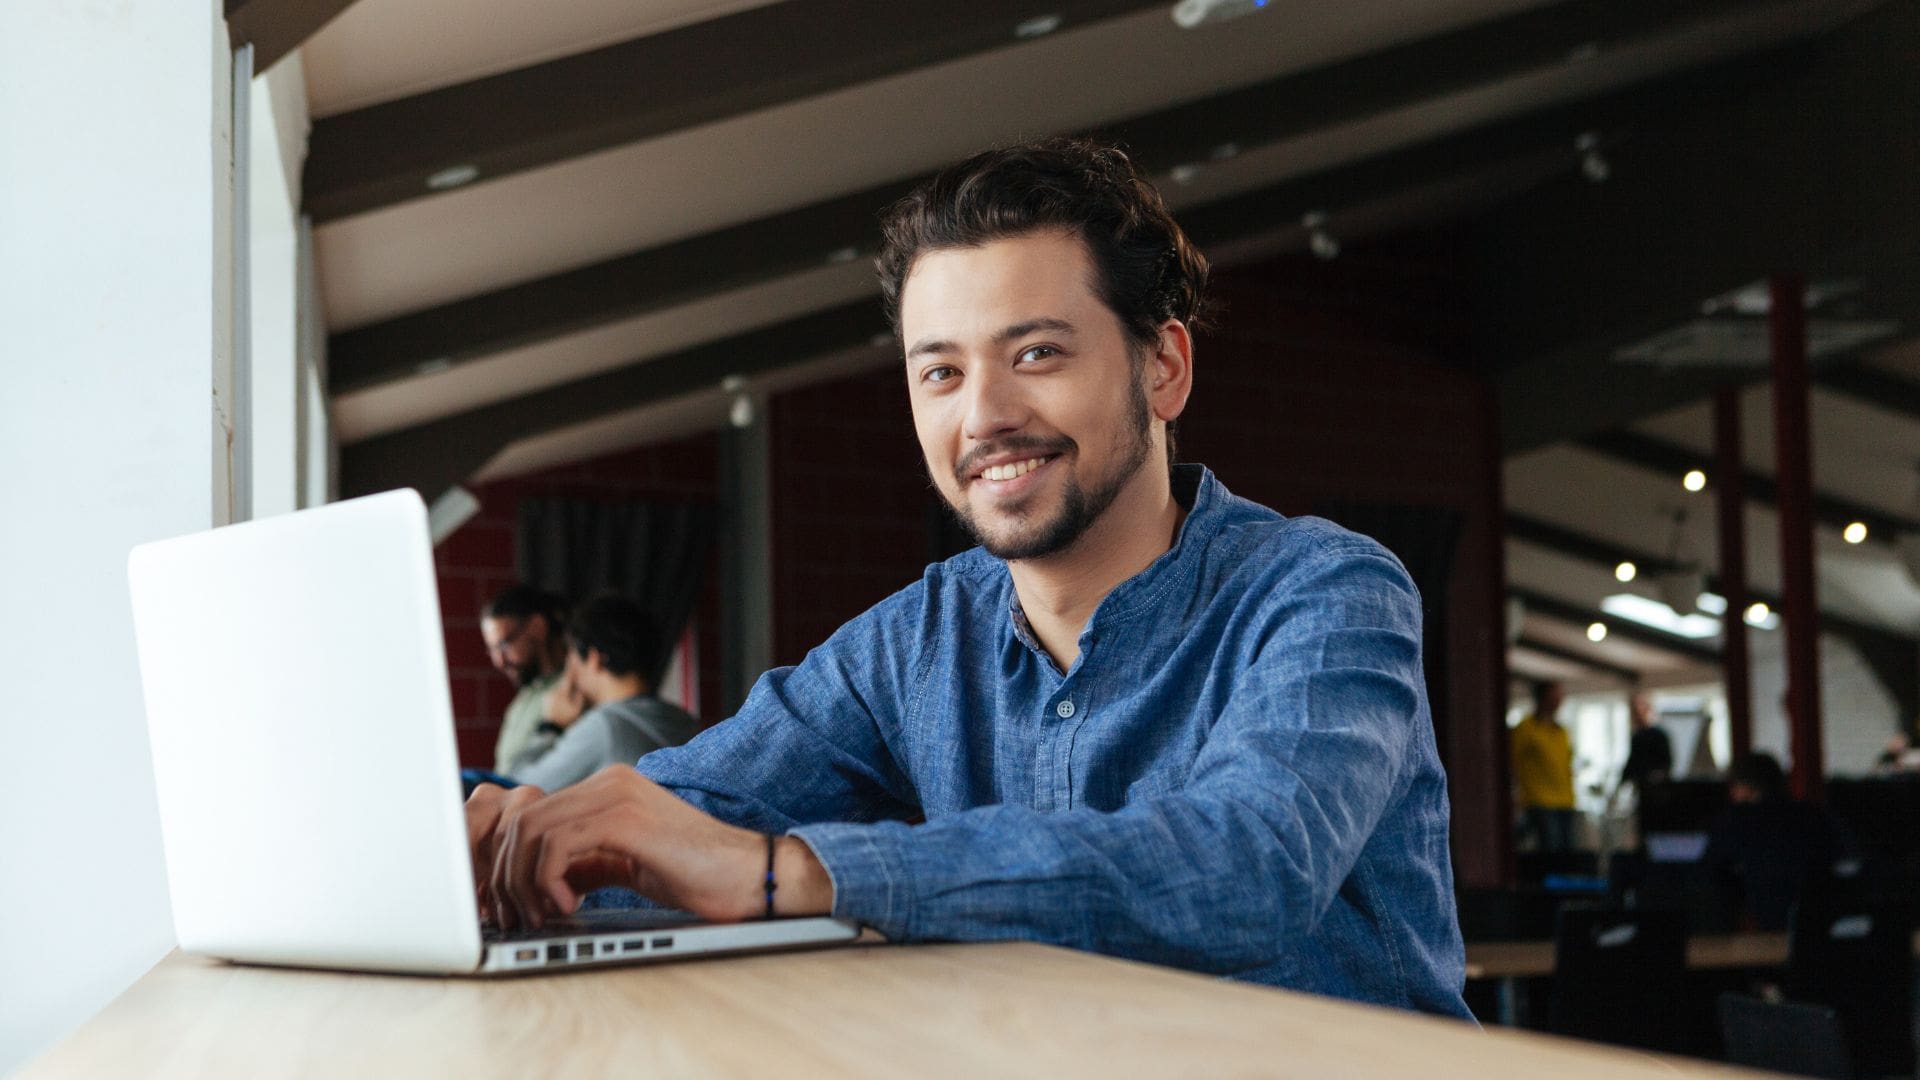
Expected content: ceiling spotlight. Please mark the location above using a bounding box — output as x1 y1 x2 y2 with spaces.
1576 132 1610 184
1303 210 1339 260
1587 622 1609 643
1614 561 1638 583
1169 163 1202 185
824 246 861 265
1843 521 1868 544
425 163 480 191
1013 13 1063 38
1208 142 1242 162
1743 601 1771 627
1682 469 1707 493
722 375 754 429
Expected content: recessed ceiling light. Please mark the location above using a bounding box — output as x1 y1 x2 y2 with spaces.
824 246 861 265
425 164 480 191
1843 521 1868 544
1743 602 1772 627
1587 622 1609 643
1682 469 1707 493
1169 163 1202 185
1014 13 1062 38
1614 561 1637 583
1208 142 1242 162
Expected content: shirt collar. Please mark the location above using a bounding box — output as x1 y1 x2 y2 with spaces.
1003 463 1228 652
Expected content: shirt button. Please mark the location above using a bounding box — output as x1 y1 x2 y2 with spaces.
1056 699 1076 719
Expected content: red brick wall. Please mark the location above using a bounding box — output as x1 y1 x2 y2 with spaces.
768 368 932 667
434 435 724 768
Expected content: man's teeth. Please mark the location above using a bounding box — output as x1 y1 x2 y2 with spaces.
982 457 1047 482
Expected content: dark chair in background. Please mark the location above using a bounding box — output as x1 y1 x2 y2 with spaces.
1784 898 1915 1079
1718 992 1852 1079
1548 907 1688 1052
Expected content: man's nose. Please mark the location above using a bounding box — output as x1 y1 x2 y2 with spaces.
960 365 1026 442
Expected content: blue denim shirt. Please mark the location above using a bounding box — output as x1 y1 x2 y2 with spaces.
639 465 1470 1017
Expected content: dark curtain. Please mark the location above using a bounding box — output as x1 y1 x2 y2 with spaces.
1313 501 1463 751
515 497 717 687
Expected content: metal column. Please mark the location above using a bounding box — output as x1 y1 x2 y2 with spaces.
1769 274 1823 800
1713 389 1753 758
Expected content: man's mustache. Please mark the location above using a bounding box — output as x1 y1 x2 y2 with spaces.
953 436 1075 485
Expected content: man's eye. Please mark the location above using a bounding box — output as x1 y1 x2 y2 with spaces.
1017 345 1058 364
923 365 958 384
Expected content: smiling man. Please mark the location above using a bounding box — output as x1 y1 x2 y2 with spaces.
466 138 1470 1017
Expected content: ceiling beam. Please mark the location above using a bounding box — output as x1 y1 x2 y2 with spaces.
1511 587 1724 665
329 31 1792 396
337 44 1804 493
1814 363 1920 422
1513 635 1644 684
335 129 1628 491
225 0 359 71
339 300 890 498
1508 510 1913 646
1577 428 1916 541
303 0 1165 223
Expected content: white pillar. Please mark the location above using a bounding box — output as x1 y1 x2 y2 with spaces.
0 1 233 1069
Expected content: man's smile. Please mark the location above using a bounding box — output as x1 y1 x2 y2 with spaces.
965 452 1063 499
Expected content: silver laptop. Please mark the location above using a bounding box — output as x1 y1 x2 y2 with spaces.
127 489 860 976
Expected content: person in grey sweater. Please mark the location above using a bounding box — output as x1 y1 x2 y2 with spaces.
506 593 699 791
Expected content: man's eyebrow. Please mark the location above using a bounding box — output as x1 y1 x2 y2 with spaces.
904 317 1079 362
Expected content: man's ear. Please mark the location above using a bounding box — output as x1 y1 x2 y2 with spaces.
1147 318 1194 423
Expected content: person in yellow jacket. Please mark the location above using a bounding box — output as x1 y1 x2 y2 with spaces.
1511 682 1575 852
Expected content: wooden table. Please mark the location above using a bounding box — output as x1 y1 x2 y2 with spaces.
24 943 1769 1078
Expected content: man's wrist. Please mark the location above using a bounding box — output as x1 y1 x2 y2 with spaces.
770 834 834 917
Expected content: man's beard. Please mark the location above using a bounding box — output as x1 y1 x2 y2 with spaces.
507 655 542 688
945 376 1154 562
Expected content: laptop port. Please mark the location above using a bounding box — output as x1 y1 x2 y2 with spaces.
621 939 644 953
651 936 674 949
574 941 594 959
546 944 567 963
514 947 539 963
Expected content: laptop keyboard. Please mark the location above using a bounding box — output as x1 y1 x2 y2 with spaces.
480 908 701 942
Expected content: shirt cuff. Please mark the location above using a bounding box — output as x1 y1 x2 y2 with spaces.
787 821 913 938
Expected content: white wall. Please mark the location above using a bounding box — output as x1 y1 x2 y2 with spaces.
0 1 232 1070
250 56 311 519
1749 629 1901 777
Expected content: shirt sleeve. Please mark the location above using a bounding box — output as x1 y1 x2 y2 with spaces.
510 710 617 791
789 542 1427 976
635 586 926 832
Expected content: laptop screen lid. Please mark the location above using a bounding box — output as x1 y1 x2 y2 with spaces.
129 490 483 973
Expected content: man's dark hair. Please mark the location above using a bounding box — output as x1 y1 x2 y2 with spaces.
1530 680 1563 707
877 136 1213 352
1729 752 1789 801
481 584 568 631
566 593 663 681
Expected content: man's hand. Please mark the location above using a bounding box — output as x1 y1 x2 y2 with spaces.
542 671 587 729
463 767 835 930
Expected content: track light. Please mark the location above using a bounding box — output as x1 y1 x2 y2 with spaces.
1682 469 1707 493
1303 210 1339 260
1614 561 1637 583
1576 132 1609 183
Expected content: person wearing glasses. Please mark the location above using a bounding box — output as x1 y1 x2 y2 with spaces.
479 585 570 775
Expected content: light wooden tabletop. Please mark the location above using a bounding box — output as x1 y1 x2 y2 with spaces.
26 942 1769 1078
